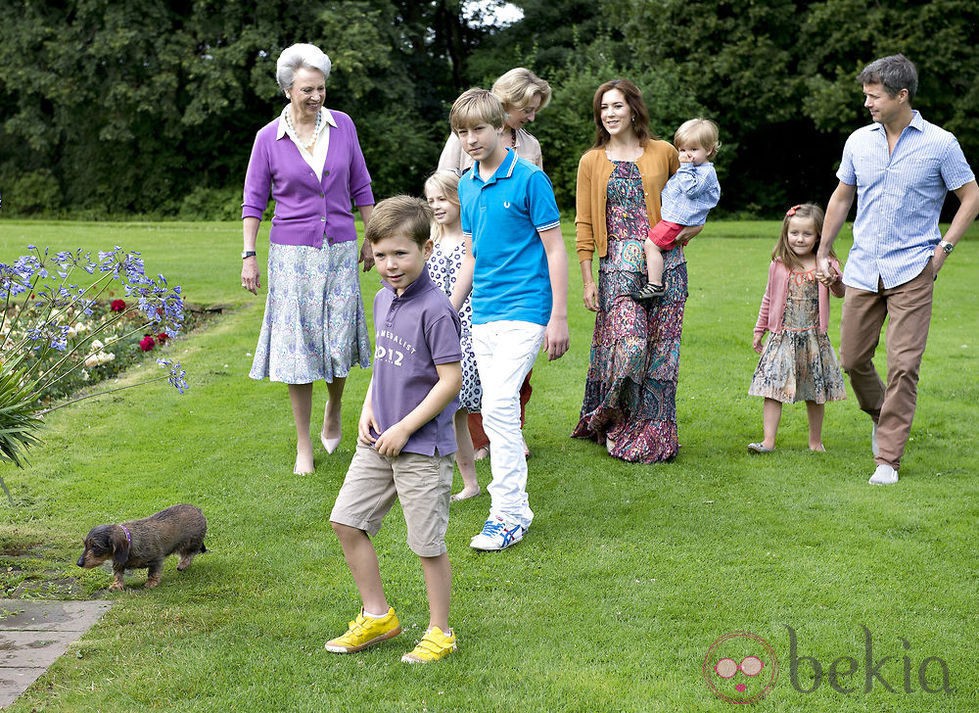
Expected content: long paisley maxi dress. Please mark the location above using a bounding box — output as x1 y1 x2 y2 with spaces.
571 160 687 463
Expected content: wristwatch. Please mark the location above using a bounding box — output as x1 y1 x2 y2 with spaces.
939 240 954 256
242 250 257 259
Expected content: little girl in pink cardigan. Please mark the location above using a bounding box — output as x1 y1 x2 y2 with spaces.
748 203 846 453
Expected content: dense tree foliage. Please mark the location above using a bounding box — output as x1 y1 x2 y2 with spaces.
0 0 976 219
0 0 494 217
605 0 979 213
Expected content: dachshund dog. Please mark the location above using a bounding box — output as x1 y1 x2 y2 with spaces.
77 504 207 591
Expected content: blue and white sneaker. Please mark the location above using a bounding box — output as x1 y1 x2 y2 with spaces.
470 516 525 551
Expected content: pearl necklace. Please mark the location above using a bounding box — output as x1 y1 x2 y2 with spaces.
285 109 323 153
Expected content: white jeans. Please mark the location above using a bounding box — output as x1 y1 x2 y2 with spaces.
471 320 545 529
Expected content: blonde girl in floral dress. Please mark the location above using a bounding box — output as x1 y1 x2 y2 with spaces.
424 170 481 500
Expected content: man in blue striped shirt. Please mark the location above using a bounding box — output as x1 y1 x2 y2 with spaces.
817 54 978 486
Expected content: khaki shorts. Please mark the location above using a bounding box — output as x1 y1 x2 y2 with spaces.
330 444 453 557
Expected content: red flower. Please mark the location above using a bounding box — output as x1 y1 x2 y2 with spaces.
110 299 127 312
156 332 169 344
139 335 156 351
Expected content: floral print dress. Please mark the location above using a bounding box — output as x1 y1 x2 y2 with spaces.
572 160 687 463
748 269 846 404
427 239 481 412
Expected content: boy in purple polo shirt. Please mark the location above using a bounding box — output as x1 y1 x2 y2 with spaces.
326 196 463 664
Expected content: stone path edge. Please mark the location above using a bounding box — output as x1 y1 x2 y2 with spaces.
0 599 112 709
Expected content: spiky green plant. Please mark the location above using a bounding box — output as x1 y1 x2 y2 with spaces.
0 361 43 503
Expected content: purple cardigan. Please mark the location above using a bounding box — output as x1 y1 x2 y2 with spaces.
753 258 845 338
241 109 374 248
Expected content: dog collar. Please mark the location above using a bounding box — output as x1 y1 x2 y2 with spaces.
119 525 132 544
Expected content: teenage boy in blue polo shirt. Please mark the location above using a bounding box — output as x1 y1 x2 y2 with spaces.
817 54 978 486
448 88 569 551
327 196 463 663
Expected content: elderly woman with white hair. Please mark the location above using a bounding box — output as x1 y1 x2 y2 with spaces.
241 43 374 474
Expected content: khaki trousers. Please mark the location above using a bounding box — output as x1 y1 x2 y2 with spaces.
839 262 935 469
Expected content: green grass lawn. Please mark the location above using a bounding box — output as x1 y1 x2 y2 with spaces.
1 219 977 712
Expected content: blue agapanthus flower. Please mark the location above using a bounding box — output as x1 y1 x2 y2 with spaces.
156 359 189 395
1 244 191 452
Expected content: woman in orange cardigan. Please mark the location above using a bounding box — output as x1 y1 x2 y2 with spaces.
571 79 701 463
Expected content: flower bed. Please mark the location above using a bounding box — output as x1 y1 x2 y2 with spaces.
1 246 191 480
3 295 196 405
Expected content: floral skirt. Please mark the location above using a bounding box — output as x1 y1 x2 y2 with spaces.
250 241 370 384
571 241 686 463
748 329 846 404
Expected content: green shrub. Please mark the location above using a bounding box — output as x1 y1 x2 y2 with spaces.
1 169 62 216
178 185 243 221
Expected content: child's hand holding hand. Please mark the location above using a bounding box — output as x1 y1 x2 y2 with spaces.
815 257 838 285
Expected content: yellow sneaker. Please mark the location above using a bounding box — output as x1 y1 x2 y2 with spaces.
325 608 401 653
401 626 457 664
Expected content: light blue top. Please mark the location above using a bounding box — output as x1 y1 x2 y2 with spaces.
660 161 720 226
837 110 975 291
459 148 562 325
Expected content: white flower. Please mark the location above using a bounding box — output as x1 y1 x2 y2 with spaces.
90 339 104 351
84 351 115 367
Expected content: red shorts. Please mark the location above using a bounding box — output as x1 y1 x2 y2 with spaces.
648 220 685 250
